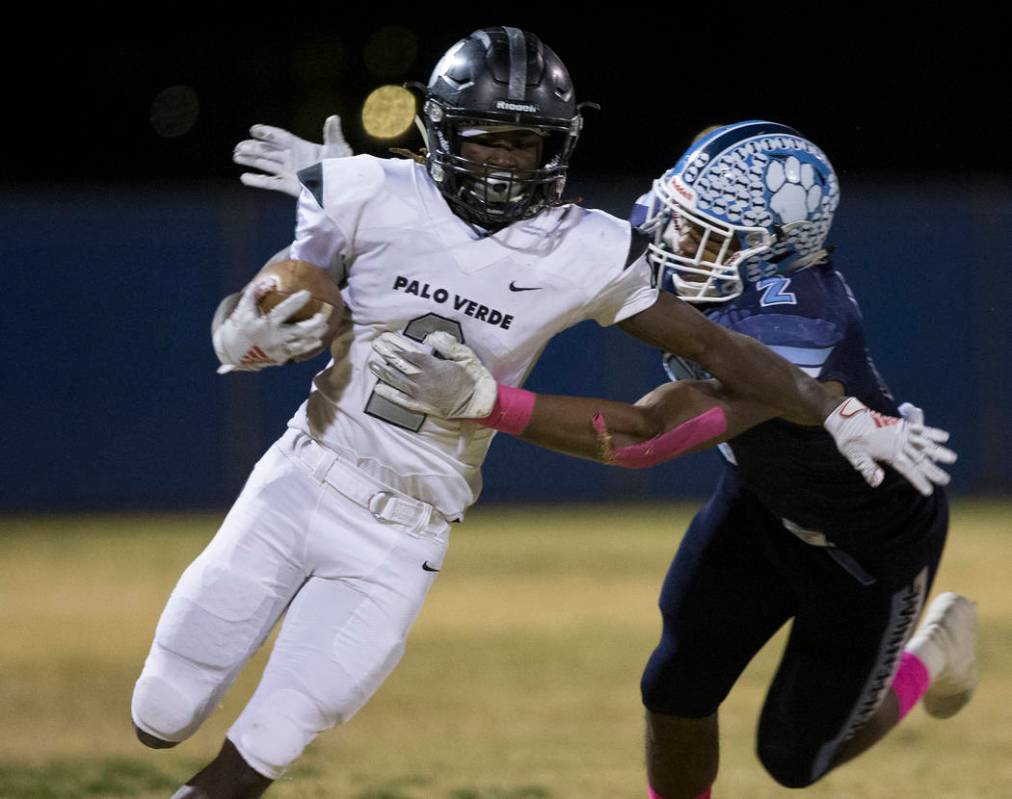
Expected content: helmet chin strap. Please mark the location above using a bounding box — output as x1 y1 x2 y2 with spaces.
413 115 430 151
786 248 831 271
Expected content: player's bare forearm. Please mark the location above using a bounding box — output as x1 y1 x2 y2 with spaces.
517 380 773 465
517 394 659 462
634 379 775 447
619 292 839 425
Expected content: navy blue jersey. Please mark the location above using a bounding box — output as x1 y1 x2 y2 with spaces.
631 195 939 547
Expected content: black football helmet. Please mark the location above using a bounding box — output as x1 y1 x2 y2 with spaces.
423 27 585 228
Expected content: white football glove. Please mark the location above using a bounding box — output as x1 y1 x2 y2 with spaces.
368 331 498 419
824 398 957 496
213 279 330 374
898 401 924 425
233 114 354 198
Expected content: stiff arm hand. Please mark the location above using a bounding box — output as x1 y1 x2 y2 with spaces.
823 398 956 495
368 332 498 418
233 115 353 197
369 332 957 495
213 280 330 374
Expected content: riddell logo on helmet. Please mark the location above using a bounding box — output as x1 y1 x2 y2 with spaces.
671 177 694 203
496 100 539 113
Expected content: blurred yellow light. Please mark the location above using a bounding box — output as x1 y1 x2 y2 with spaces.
362 85 416 140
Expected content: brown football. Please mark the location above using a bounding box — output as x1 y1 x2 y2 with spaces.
252 259 345 353
250 258 346 360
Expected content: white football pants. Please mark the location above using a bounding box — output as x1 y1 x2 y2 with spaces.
131 428 450 779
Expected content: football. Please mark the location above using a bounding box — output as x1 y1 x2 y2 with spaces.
252 259 345 351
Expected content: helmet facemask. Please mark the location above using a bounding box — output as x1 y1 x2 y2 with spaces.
421 28 585 230
644 176 773 303
425 101 579 228
645 121 839 303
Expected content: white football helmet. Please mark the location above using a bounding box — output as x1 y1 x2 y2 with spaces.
643 121 840 303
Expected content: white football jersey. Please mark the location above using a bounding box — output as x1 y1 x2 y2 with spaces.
287 155 657 519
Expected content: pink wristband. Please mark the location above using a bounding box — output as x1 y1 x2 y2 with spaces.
479 385 537 435
594 406 727 468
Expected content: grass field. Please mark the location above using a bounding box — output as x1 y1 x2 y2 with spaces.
1 502 1010 799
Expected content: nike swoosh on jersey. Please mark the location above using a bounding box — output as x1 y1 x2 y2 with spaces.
422 561 441 572
508 282 543 292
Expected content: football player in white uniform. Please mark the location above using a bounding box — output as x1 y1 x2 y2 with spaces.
133 29 952 799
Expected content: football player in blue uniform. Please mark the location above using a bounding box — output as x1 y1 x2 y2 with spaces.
370 121 974 798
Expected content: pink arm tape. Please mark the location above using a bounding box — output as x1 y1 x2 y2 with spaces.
593 406 727 468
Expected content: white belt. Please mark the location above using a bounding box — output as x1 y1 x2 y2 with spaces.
280 428 449 541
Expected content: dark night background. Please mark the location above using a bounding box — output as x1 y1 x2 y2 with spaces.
3 22 1010 510
11 22 1010 182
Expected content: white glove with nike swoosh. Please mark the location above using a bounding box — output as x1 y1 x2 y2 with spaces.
824 398 957 496
368 332 498 419
213 280 330 374
233 115 354 198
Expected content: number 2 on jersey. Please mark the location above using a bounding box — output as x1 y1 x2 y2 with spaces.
364 314 465 431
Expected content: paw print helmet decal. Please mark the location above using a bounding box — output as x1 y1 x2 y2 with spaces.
643 121 840 303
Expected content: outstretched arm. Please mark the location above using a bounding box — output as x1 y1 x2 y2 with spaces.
368 331 774 463
368 332 956 495
514 379 773 466
618 291 837 426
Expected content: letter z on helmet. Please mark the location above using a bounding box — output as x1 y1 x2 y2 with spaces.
643 120 840 303
423 27 585 228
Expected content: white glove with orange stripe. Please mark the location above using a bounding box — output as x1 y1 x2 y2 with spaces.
823 398 957 496
212 279 329 374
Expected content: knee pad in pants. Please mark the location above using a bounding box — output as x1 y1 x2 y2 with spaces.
131 672 209 744
230 689 331 780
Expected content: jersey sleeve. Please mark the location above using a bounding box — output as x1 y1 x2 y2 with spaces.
288 155 386 273
290 177 347 269
576 211 659 327
587 253 658 326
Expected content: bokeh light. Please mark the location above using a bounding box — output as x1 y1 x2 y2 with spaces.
361 85 416 139
149 85 199 138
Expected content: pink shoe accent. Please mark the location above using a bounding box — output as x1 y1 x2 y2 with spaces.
892 650 931 720
596 406 727 468
479 385 536 435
